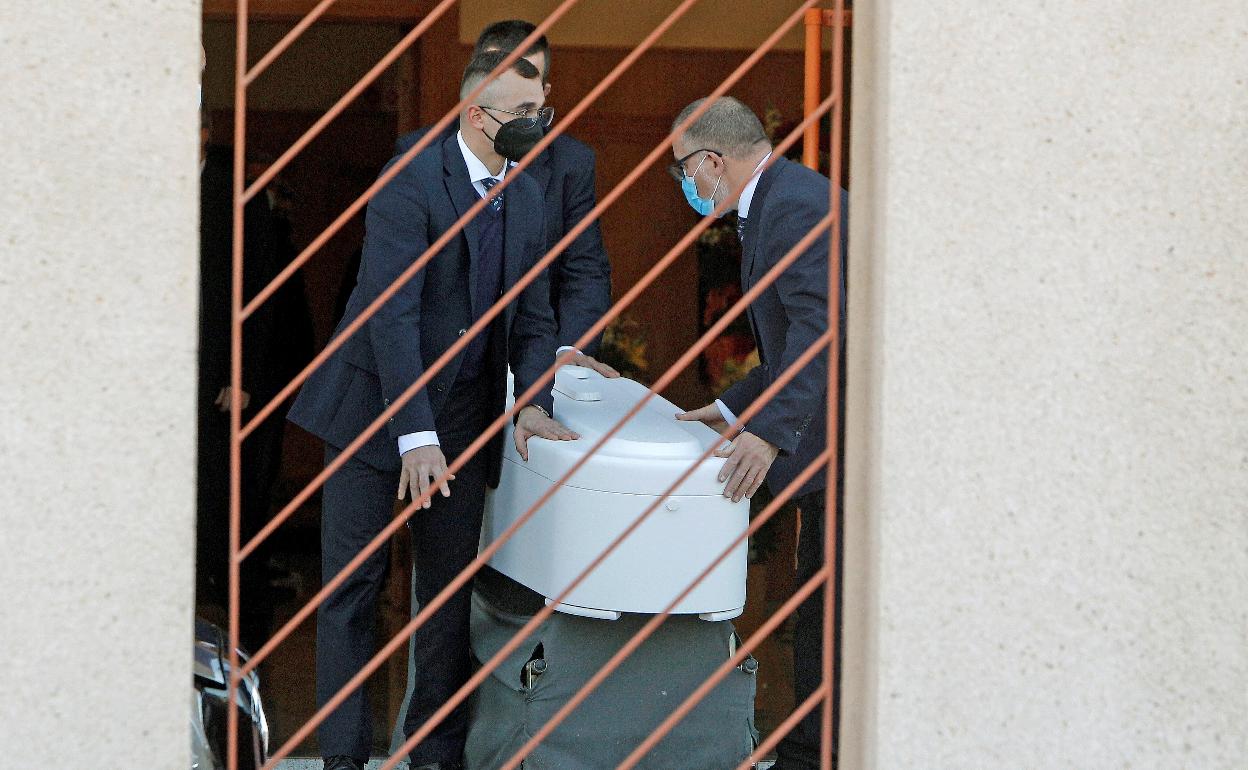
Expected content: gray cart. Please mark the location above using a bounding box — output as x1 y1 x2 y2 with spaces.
391 573 760 769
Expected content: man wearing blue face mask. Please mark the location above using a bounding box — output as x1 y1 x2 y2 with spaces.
672 96 847 770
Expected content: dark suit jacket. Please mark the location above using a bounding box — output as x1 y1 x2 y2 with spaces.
720 156 848 499
199 145 279 408
396 127 611 355
288 134 558 481
198 145 281 562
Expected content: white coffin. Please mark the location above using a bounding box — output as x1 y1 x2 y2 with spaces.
482 366 748 621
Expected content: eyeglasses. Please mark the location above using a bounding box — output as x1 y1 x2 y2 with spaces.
667 148 722 182
478 104 555 129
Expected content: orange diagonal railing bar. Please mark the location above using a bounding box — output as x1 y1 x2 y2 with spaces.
243 0 344 86
242 91 828 688
618 566 831 769
239 91 836 683
262 228 834 765
255 42 838 770
248 188 827 763
261 201 834 756
236 2 821 570
237 5 834 765
383 331 836 770
239 113 830 665
492 448 833 770
235 0 721 443
821 2 847 766
235 0 739 566
620 10 849 762
241 0 461 203
736 686 831 770
268 312 830 765
229 3 569 764
230 3 845 767
237 0 576 297
237 0 811 444
574 119 845 763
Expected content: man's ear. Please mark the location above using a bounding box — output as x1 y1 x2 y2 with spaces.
707 151 727 175
466 105 485 131
543 82 552 98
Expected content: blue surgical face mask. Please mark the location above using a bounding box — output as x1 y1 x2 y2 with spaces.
681 154 723 217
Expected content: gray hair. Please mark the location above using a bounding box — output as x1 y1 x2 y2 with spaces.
672 97 769 158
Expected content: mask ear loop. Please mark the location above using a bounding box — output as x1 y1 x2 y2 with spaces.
688 152 708 180
478 107 505 145
694 153 724 206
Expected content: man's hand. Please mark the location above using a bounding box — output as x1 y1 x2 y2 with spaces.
676 403 731 436
398 445 454 509
215 386 251 413
515 406 579 461
567 352 620 378
714 431 779 503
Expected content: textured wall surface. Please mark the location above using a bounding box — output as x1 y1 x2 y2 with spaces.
0 2 200 766
842 1 1248 767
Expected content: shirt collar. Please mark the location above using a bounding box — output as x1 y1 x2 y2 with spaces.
456 130 507 183
737 152 772 219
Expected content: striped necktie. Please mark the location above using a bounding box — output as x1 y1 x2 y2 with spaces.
480 176 503 213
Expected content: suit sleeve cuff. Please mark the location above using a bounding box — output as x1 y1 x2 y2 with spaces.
398 431 440 456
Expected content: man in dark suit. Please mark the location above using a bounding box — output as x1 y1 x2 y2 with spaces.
287 52 578 770
395 20 613 373
386 24 619 755
672 97 847 770
198 53 282 649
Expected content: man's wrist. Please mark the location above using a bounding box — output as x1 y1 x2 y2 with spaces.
398 431 440 456
523 404 552 419
742 430 779 456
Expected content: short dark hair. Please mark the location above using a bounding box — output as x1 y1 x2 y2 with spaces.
460 49 542 100
672 97 769 158
474 19 551 82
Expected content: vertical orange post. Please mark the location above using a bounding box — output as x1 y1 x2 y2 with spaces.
803 8 823 169
822 1 846 767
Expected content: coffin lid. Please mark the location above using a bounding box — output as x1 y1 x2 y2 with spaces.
510 367 731 497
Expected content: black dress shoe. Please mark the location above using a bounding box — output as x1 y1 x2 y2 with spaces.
411 762 463 770
324 756 364 770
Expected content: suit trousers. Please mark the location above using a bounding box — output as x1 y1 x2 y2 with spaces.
317 378 489 764
775 487 844 769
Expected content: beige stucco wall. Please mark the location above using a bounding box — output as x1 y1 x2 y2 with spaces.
0 2 200 766
841 1 1248 767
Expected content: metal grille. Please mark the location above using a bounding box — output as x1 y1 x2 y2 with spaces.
220 3 848 767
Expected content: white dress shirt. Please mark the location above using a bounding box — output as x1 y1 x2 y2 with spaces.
715 152 772 429
397 133 507 455
397 132 575 456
